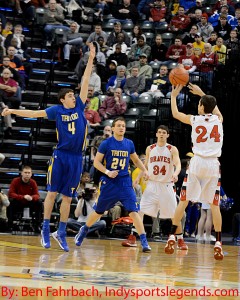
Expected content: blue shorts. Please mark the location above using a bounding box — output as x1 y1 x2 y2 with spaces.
94 175 139 213
46 149 83 197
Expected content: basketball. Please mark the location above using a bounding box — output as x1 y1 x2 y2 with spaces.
169 67 190 86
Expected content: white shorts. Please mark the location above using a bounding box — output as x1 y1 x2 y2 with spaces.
181 155 220 205
140 181 177 219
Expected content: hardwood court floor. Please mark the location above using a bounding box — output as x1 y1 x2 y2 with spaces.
0 234 239 300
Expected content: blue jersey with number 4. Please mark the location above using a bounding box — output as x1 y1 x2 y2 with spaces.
45 96 87 154
98 136 135 176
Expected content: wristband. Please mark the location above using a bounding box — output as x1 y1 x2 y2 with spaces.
105 169 110 175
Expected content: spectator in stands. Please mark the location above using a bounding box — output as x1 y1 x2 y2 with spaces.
8 165 42 233
209 7 234 28
0 68 20 110
84 100 101 130
212 37 227 64
67 185 106 235
148 0 167 27
186 0 207 16
182 25 199 45
197 13 214 42
207 31 218 46
0 56 22 86
197 43 218 92
229 7 240 29
188 8 202 27
212 0 235 16
149 34 168 64
0 101 12 139
217 0 235 16
166 36 186 62
123 66 145 102
86 85 100 111
20 0 47 23
130 25 146 45
168 5 191 34
214 13 232 40
77 63 102 95
6 46 27 90
86 24 108 48
62 22 83 68
178 43 198 73
106 44 128 67
2 22 13 38
106 32 129 57
97 36 109 57
0 188 10 232
43 0 69 46
224 29 240 70
106 21 130 47
99 87 127 120
105 65 127 92
4 24 29 59
110 0 139 24
192 32 205 57
126 53 153 84
139 64 170 100
102 60 118 83
127 36 151 64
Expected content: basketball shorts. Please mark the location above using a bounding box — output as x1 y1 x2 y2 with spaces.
94 175 139 213
47 149 83 197
140 180 177 219
180 155 221 206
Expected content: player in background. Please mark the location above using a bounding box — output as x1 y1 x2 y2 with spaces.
74 117 152 252
2 44 96 252
132 125 187 250
164 83 224 260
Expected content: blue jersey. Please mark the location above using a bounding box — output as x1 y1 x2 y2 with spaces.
45 96 87 154
98 136 135 176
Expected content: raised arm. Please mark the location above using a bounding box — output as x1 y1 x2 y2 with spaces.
80 43 96 103
171 85 191 125
1 108 47 118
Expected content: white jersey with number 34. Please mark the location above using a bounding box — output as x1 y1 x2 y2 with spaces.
191 114 223 158
148 143 174 182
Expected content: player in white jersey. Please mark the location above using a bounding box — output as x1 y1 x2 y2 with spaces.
165 83 224 260
135 125 188 250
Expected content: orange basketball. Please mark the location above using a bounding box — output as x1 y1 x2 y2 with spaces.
169 67 189 86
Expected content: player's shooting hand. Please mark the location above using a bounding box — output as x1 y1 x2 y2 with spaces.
108 170 119 178
89 43 96 60
1 107 12 116
188 82 205 96
171 84 183 98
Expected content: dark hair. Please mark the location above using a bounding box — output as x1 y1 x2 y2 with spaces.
156 124 169 134
112 116 126 127
57 88 74 103
21 165 32 171
200 95 217 113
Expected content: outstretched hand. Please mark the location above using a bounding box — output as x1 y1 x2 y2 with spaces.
171 84 183 98
89 43 96 60
188 83 205 96
1 108 12 116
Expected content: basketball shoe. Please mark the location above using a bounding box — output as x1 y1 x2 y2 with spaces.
75 225 88 246
214 241 224 260
41 229 51 249
52 231 69 252
164 234 176 254
177 238 188 250
122 234 137 247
